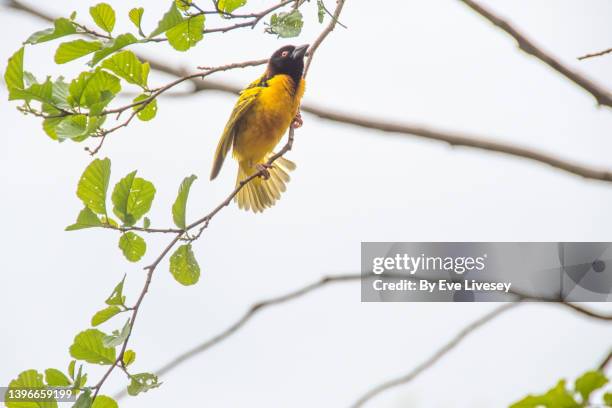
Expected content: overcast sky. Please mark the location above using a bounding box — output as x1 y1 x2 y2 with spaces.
2 0 612 407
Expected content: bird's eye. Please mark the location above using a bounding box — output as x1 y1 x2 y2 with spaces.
281 51 289 57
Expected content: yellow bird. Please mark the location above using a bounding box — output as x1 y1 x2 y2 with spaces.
210 44 308 213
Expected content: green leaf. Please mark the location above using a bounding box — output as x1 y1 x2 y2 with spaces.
54 40 103 64
9 77 54 105
143 217 151 229
101 50 147 87
77 158 111 216
55 114 88 140
88 33 138 66
267 10 303 38
105 275 126 306
129 8 145 36
4 47 24 91
127 373 161 396
90 3 116 33
218 0 246 13
317 0 325 23
122 350 136 367
68 360 76 380
175 0 192 11
604 392 612 406
45 368 71 387
91 395 118 408
25 18 77 45
69 329 116 365
118 232 147 262
7 370 57 408
149 3 183 38
132 94 157 121
575 370 608 402
66 207 103 231
167 15 205 51
43 117 63 140
73 388 92 408
68 69 121 108
111 170 156 226
51 77 71 109
91 306 122 326
169 244 201 285
172 175 197 229
103 319 131 348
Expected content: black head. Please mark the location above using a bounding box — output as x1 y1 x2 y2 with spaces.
267 44 309 84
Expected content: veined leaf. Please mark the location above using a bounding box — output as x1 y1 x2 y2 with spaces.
25 18 77 45
77 158 111 215
172 175 197 229
7 370 57 408
129 8 145 36
55 40 103 64
218 0 246 13
91 395 118 408
43 116 63 140
118 232 146 262
51 76 71 109
133 94 157 121
68 69 121 108
167 15 204 51
9 77 54 105
101 50 147 87
69 329 116 365
105 275 126 306
91 305 122 326
127 373 161 396
169 244 200 285
4 47 24 91
89 33 138 66
111 171 156 226
149 3 183 38
267 10 303 38
66 206 103 230
55 114 88 140
90 3 116 33
45 368 71 387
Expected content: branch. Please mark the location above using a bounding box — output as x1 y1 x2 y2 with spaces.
304 0 346 76
578 47 612 61
458 0 612 109
350 303 518 408
7 0 612 184
113 272 612 400
598 348 612 372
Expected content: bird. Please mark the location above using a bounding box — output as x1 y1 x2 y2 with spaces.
209 44 309 213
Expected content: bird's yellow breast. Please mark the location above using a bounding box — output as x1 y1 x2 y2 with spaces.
232 75 305 166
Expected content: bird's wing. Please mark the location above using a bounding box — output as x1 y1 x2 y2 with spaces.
209 78 265 180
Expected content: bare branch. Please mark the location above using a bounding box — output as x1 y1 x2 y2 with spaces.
350 303 519 408
304 0 346 76
112 272 612 400
578 47 612 61
599 348 612 372
458 0 612 109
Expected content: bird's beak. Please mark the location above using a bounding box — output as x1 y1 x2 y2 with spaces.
291 44 309 60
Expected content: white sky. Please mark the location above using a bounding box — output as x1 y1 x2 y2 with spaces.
1 0 612 407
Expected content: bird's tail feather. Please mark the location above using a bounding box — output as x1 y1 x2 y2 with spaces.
235 155 296 213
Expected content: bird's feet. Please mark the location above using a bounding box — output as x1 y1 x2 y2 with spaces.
256 163 273 179
291 110 303 129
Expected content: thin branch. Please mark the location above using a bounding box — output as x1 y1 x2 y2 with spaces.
598 348 612 371
304 0 346 76
350 303 519 408
458 0 612 109
113 272 612 400
578 47 612 61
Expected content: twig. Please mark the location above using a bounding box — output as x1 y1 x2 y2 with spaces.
598 348 612 371
350 303 518 408
112 272 612 400
578 47 612 61
304 0 346 76
458 0 612 109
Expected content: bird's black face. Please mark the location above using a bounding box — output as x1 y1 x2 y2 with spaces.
267 44 309 83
